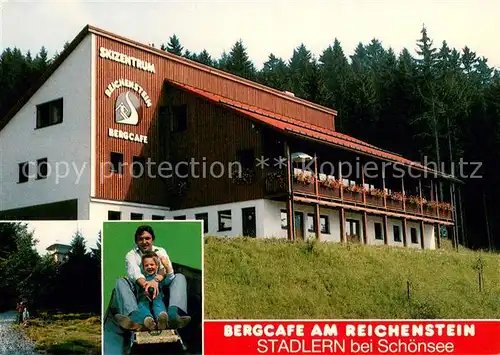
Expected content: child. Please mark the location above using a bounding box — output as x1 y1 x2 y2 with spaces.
130 251 169 330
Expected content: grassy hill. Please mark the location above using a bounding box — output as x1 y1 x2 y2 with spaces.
204 237 500 319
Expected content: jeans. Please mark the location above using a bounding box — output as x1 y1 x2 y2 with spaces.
113 273 188 316
130 295 166 325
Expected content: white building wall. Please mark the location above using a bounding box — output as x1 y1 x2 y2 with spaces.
0 35 94 219
387 218 404 247
164 199 266 237
89 199 170 222
262 200 341 242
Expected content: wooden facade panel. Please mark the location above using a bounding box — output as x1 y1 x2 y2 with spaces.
95 36 333 204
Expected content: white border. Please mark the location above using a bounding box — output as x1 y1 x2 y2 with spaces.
90 197 171 211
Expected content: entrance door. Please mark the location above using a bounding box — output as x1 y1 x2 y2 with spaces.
242 207 256 237
295 212 304 240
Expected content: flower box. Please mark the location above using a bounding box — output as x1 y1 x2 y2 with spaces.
365 194 384 207
343 190 363 203
318 185 341 199
293 181 315 194
405 203 421 214
386 199 403 210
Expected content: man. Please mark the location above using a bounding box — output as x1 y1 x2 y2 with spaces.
113 225 191 330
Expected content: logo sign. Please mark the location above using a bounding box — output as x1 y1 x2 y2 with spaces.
105 79 152 107
115 92 140 125
99 47 155 74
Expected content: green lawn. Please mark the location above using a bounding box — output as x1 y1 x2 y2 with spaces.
204 237 500 319
21 313 100 355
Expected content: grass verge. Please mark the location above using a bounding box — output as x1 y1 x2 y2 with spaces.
20 313 101 354
204 236 500 319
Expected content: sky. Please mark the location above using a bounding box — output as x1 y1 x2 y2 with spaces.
1 0 499 69
25 221 101 255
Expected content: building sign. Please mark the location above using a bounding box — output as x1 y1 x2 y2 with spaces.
99 47 155 74
105 79 151 144
105 79 152 107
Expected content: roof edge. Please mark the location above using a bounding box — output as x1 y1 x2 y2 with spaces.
86 25 338 116
0 25 91 131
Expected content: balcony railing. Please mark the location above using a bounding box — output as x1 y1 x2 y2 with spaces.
264 169 454 221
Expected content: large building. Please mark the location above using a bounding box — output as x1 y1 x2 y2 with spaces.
0 25 459 248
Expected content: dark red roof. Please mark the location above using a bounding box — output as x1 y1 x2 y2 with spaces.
169 80 455 180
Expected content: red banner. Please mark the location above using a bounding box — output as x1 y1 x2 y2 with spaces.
204 320 500 354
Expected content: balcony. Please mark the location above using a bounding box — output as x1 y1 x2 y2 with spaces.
264 169 454 222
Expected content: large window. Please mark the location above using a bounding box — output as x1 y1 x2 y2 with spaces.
236 149 255 169
410 227 418 244
131 213 143 220
307 214 329 234
374 222 383 240
36 98 63 129
132 156 146 177
345 219 360 237
152 215 165 220
218 210 232 231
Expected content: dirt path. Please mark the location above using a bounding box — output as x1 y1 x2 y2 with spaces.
0 311 40 354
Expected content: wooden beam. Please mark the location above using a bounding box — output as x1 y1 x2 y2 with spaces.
340 208 346 243
293 196 455 226
401 177 406 212
314 153 320 240
420 220 425 249
383 215 389 245
361 164 366 205
362 211 368 244
436 223 441 249
285 142 294 241
402 218 408 247
382 172 387 208
338 161 344 200
418 179 424 215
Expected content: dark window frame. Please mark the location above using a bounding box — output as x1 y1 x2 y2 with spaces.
410 227 418 244
236 148 255 170
131 213 143 220
218 210 232 231
171 104 188 132
108 211 121 220
36 158 48 180
374 222 383 240
393 225 402 242
110 152 124 174
132 156 146 178
36 98 63 129
173 215 186 220
195 212 209 233
18 162 29 183
152 215 165 220
346 219 360 237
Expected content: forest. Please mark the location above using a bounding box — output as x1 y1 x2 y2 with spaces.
0 222 101 314
0 26 499 250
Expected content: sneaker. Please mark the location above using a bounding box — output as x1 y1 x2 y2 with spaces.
114 314 141 330
169 315 191 329
144 316 156 331
157 312 168 331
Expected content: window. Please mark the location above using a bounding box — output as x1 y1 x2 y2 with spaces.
195 213 209 233
280 210 288 229
320 216 329 234
393 225 401 242
36 98 63 129
36 158 48 180
131 213 143 220
374 222 383 240
307 214 315 232
152 215 165 220
108 211 121 220
410 227 418 244
174 215 186 220
132 156 146 177
18 162 29 183
218 210 232 231
110 152 124 174
236 149 255 169
345 219 360 237
171 104 187 132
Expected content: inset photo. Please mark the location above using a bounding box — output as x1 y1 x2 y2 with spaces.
102 221 203 355
0 221 101 355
